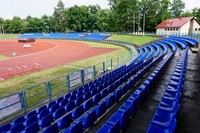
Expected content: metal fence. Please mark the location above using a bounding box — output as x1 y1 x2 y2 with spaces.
0 41 135 121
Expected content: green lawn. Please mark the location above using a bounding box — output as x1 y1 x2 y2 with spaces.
0 41 131 100
109 35 160 46
0 34 20 38
0 55 9 60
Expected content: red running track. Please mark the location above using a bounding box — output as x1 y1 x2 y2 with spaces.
0 40 117 79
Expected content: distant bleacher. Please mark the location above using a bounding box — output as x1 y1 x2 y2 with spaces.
62 33 87 40
41 33 65 39
18 33 43 39
82 33 111 41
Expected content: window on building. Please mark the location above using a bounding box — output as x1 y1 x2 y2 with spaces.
199 28 200 31
173 28 175 31
176 28 178 31
170 28 172 31
195 28 197 31
165 28 167 31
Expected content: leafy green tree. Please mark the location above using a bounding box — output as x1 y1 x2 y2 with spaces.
171 0 185 17
192 8 200 22
52 0 66 32
181 10 193 17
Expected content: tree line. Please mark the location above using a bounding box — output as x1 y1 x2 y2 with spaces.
0 0 200 33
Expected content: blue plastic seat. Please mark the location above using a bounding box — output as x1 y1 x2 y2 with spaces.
91 88 98 96
97 120 120 133
71 90 77 96
36 105 47 114
81 109 97 129
124 98 138 116
65 101 75 112
0 123 11 133
37 109 49 120
64 93 71 99
93 93 101 105
41 123 59 133
68 94 76 101
57 113 73 130
21 122 40 133
63 121 83 133
96 100 107 117
76 91 83 97
49 104 59 113
56 96 64 104
23 115 38 127
25 110 37 119
83 99 93 112
75 96 84 107
38 114 54 128
108 105 130 130
106 94 115 108
12 116 25 125
59 98 69 107
101 89 108 99
53 106 65 120
83 91 91 101
7 122 24 133
115 88 122 101
72 105 84 120
47 101 56 109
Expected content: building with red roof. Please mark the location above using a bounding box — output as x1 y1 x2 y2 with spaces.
156 16 200 35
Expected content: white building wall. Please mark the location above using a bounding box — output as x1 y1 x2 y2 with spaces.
180 21 190 34
192 19 200 34
156 28 180 35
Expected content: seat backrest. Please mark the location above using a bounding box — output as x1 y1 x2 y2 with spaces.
83 91 91 101
24 115 38 127
63 121 83 133
13 116 25 125
56 96 64 104
83 99 93 112
82 109 97 128
59 98 69 107
93 93 101 105
42 123 59 133
0 123 11 133
96 100 107 117
75 96 83 107
38 109 49 120
53 107 65 120
57 113 73 130
49 104 59 113
36 105 47 114
65 101 75 112
106 94 115 108
47 101 56 109
39 114 54 128
10 122 24 133
25 110 37 119
72 105 84 120
23 122 40 133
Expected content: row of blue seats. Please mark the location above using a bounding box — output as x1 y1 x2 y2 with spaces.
169 36 198 46
0 66 127 132
61 49 166 133
40 57 153 133
18 33 111 41
97 51 175 133
1 57 152 133
147 48 188 133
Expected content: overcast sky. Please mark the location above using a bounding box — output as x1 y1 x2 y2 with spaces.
0 0 199 19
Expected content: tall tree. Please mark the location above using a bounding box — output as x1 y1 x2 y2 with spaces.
192 7 200 22
52 0 66 32
171 0 185 17
181 10 193 17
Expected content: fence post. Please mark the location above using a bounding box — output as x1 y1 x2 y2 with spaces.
47 81 52 101
102 62 105 73
110 59 113 70
81 69 85 85
66 75 70 92
20 91 27 113
93 65 96 79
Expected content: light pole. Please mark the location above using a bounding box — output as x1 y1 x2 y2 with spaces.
133 13 135 34
143 12 145 36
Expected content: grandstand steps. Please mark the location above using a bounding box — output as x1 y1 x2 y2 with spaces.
176 49 200 133
122 52 180 133
86 52 177 133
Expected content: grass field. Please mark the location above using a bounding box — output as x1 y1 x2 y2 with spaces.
0 55 9 60
0 41 130 99
0 34 20 38
109 35 160 46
